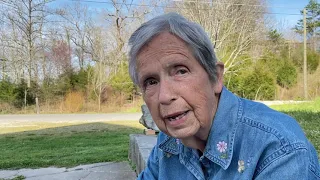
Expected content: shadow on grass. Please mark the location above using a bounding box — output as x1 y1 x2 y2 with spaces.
2 110 319 170
0 122 143 170
280 110 320 157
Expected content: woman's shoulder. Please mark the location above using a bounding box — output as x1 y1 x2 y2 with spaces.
240 98 307 144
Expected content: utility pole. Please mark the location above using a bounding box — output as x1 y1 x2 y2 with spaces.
303 8 308 100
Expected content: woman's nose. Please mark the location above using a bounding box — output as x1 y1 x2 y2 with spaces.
158 79 177 105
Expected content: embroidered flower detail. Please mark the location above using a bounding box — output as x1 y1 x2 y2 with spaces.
220 153 228 159
238 160 245 173
217 141 227 153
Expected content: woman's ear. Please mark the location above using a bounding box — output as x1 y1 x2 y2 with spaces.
213 61 224 93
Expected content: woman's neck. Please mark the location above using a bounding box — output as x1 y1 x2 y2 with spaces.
181 136 207 152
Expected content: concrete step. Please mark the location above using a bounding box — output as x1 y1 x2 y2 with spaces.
129 134 157 175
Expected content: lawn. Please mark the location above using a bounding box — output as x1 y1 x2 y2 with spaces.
0 121 144 169
0 99 319 170
271 98 320 157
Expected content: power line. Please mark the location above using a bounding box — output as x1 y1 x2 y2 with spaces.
66 0 303 10
63 0 302 16
171 0 303 10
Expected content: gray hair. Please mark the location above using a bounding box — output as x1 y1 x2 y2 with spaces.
128 12 218 86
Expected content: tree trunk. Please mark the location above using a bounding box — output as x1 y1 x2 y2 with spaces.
24 88 27 113
36 97 40 114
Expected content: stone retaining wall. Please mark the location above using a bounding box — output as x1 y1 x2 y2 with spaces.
129 134 157 176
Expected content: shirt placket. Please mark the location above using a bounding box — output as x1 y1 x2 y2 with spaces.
179 147 205 180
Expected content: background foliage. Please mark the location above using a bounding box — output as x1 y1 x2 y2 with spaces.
0 0 319 113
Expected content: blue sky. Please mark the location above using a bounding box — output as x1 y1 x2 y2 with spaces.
50 0 310 28
49 0 113 12
268 0 310 28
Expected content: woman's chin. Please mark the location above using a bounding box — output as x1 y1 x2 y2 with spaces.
167 128 197 139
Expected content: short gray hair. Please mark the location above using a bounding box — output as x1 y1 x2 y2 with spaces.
128 12 218 86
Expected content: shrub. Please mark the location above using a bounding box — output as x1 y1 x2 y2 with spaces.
292 49 320 73
108 62 136 100
41 77 58 102
0 102 16 114
226 62 276 100
307 51 320 73
70 68 91 92
225 72 243 97
240 67 276 100
64 91 84 112
259 53 283 76
276 63 297 89
55 70 73 96
55 67 92 96
0 80 17 103
13 80 39 108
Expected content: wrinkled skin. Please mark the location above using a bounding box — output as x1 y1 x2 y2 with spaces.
137 32 224 151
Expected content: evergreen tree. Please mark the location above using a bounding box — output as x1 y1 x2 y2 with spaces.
294 0 320 50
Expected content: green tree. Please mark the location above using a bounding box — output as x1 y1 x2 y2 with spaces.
0 80 17 103
109 63 135 100
226 63 276 100
259 53 283 76
276 63 297 89
53 67 92 97
14 80 39 108
41 77 58 103
55 70 73 96
307 50 320 73
241 67 276 100
292 48 320 73
70 68 90 92
294 0 320 50
268 29 283 44
266 29 286 55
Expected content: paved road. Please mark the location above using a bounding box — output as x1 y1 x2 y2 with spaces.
0 113 142 124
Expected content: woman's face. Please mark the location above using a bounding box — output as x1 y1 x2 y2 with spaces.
137 32 224 140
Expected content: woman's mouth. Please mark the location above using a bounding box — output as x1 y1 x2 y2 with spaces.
168 111 189 121
164 110 190 126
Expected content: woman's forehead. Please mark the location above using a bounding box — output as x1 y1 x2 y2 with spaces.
137 33 192 62
141 32 188 51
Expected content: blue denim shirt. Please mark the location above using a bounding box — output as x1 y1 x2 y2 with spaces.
137 87 320 180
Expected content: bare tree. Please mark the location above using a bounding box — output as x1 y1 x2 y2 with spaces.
174 0 267 74
89 27 109 111
0 0 53 111
1 0 53 83
55 2 92 69
101 0 152 70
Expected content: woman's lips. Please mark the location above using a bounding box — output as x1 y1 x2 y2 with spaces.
168 111 188 121
165 110 189 126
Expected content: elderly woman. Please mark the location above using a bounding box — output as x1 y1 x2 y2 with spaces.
128 13 320 179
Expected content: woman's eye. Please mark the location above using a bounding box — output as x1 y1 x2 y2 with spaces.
176 68 188 75
144 79 158 88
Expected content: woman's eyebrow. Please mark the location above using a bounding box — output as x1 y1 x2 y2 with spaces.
164 58 188 69
139 72 157 84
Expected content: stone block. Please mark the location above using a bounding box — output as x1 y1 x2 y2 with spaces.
129 134 157 175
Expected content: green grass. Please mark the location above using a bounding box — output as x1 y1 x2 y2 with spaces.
0 121 144 169
271 98 320 157
0 175 26 180
1 99 319 170
270 98 320 112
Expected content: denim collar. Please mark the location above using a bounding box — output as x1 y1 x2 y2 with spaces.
159 87 243 170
